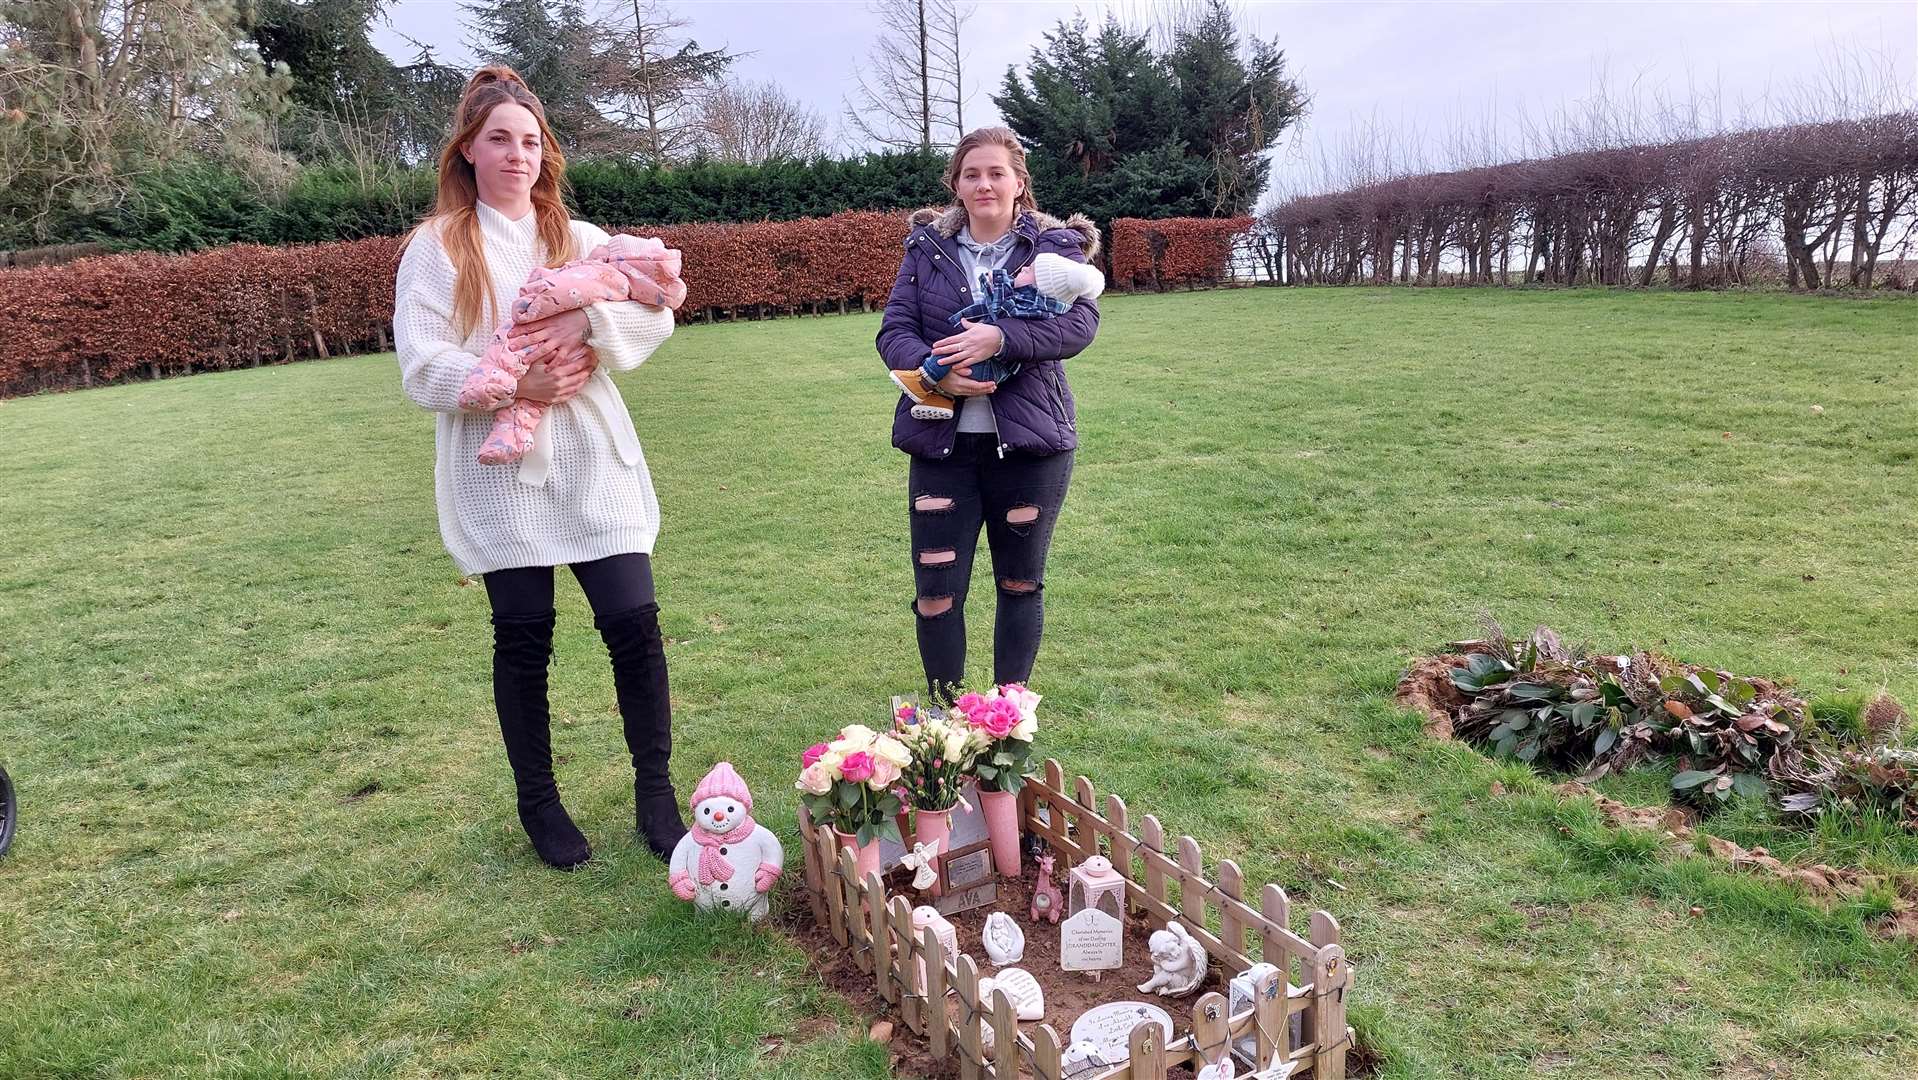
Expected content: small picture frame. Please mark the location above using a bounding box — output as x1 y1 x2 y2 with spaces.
933 838 997 916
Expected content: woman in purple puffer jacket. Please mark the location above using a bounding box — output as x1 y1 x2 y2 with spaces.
876 126 1102 697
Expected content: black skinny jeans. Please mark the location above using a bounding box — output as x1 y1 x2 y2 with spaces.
482 552 657 618
909 433 1074 695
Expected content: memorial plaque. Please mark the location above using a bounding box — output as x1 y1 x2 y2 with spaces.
1059 907 1123 972
932 838 997 915
1068 1001 1173 1063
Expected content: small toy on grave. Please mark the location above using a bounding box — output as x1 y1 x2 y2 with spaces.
982 910 1025 965
668 762 784 921
1030 851 1064 924
1138 919 1210 996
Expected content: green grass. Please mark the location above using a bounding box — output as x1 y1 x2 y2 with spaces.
2 286 1915 1079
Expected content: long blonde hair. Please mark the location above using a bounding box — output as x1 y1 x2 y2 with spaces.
406 66 577 337
943 127 1039 216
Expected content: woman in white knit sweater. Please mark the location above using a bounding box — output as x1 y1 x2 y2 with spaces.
394 67 685 870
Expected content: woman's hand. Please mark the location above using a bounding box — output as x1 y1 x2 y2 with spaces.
506 308 592 370
930 319 1005 371
933 368 996 397
516 346 596 405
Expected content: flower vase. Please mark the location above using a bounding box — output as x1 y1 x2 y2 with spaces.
978 787 1022 877
914 807 954 896
833 827 882 883
895 809 915 852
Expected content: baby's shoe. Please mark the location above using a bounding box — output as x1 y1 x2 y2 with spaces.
889 369 956 421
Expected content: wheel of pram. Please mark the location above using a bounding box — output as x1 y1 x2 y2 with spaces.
0 765 15 857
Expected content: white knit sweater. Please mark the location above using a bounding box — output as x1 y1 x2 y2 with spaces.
394 201 676 575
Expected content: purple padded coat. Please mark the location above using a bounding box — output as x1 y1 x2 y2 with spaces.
876 206 1102 459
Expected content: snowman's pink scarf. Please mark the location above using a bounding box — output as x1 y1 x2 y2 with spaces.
691 814 756 885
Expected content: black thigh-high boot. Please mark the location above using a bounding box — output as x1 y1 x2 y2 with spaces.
596 602 686 859
492 609 591 869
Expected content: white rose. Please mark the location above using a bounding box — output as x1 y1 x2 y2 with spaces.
795 762 834 795
942 727 975 763
1010 715 1037 742
871 735 912 768
830 724 876 755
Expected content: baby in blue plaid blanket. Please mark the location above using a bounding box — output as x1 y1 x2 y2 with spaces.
889 252 1105 421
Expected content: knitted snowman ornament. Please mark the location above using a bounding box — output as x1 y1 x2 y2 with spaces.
668 763 784 921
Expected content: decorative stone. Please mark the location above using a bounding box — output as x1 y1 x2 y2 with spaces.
982 911 1025 965
1060 907 1123 973
667 762 783 921
1068 854 1127 923
1068 1001 1174 1065
1137 920 1208 996
976 966 1044 1020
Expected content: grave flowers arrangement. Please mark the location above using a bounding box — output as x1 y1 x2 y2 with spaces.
794 724 910 848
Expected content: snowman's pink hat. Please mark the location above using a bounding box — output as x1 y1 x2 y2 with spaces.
690 761 752 814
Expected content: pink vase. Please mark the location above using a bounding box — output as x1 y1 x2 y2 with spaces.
915 807 954 896
978 788 1022 877
833 828 882 883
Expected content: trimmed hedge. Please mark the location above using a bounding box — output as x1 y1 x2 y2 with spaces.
9 152 949 254
1109 216 1255 289
1 213 1247 398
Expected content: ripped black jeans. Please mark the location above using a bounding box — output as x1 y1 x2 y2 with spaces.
909 433 1074 695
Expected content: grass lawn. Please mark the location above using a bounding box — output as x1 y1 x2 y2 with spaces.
2 286 1915 1079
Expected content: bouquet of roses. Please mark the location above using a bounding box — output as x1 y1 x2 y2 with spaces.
891 701 988 812
950 683 1040 794
794 724 911 846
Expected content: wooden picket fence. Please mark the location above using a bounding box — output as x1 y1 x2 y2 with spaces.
797 758 1353 1079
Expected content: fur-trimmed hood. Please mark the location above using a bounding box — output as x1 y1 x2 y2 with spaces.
906 205 1101 260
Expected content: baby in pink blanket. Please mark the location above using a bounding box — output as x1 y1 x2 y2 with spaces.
459 234 687 465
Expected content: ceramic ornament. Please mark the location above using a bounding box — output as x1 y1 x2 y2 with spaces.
898 840 943 891
909 904 959 995
1030 852 1064 925
1137 920 1209 996
667 762 783 921
982 911 1026 965
1061 1039 1114 1080
911 905 959 964
976 967 1045 1020
1068 854 1127 922
1228 963 1303 1069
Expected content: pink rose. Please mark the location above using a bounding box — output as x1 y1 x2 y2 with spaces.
840 751 875 783
976 698 1020 740
801 743 829 768
954 692 989 717
869 756 901 789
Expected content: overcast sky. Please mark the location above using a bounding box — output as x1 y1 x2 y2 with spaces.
371 1 1917 203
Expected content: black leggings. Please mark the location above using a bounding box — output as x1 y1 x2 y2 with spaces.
483 553 657 618
909 434 1074 694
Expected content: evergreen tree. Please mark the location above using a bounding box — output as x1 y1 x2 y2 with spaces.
995 2 1305 225
461 0 608 149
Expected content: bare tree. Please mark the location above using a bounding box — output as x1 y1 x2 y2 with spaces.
0 0 291 241
843 0 973 150
697 79 826 163
593 0 735 165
